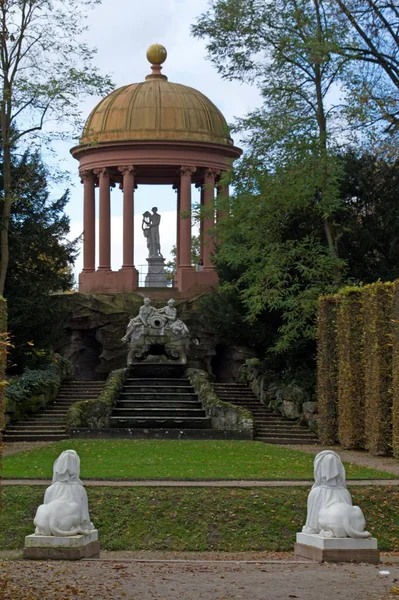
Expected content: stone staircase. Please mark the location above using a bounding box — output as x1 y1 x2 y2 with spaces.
213 382 318 444
3 381 105 442
110 377 212 430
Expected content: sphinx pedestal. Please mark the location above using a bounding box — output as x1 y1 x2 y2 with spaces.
24 530 100 560
295 532 379 563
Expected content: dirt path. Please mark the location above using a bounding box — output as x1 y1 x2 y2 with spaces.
286 444 399 477
1 554 399 600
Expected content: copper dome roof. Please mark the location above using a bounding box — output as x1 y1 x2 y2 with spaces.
80 77 233 147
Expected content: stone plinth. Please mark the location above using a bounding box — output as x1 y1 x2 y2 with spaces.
295 532 379 563
145 257 168 287
24 530 100 561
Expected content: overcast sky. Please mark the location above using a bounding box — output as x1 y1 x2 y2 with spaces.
60 0 261 284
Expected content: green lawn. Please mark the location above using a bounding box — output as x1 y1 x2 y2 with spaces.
2 439 396 480
1 486 399 551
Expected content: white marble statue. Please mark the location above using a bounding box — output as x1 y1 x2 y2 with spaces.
302 450 370 538
33 449 95 537
142 207 162 258
121 297 155 343
159 298 190 337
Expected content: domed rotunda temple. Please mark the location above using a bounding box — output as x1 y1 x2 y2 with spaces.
71 44 242 296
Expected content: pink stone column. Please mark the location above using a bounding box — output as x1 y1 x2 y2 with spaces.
174 184 181 268
203 169 216 269
119 166 135 268
95 168 111 271
179 167 196 268
80 169 95 272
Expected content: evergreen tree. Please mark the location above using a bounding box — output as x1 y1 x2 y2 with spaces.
3 149 78 370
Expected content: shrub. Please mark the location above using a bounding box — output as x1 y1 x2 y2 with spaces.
4 353 73 423
363 282 393 456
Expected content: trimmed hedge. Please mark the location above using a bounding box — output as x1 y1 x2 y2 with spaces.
392 280 399 457
317 280 398 456
336 289 365 449
363 282 393 456
66 368 127 431
317 295 340 445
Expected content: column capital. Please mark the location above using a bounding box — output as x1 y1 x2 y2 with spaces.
118 165 135 175
204 168 220 180
93 167 109 178
180 166 196 177
79 168 94 183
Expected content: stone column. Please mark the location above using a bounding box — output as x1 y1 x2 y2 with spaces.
202 169 216 269
173 184 180 269
95 168 111 271
179 167 196 268
80 169 96 272
118 166 135 269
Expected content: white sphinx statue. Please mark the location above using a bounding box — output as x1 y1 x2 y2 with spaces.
34 449 95 537
302 450 371 539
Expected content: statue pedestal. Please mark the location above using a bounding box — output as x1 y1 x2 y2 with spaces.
24 530 100 560
295 532 379 563
145 256 168 287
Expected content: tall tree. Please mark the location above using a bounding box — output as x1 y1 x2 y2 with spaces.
333 0 399 138
0 0 113 295
193 0 349 263
4 148 78 370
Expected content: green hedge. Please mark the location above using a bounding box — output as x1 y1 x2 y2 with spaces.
4 353 73 424
317 281 399 456
66 368 127 431
336 289 365 449
392 280 399 458
363 282 393 456
317 295 340 445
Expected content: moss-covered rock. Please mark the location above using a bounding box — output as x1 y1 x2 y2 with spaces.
66 368 127 430
186 368 253 433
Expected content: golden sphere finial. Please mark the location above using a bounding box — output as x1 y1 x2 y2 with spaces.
146 44 167 65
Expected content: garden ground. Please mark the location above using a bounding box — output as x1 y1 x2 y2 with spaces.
1 554 399 600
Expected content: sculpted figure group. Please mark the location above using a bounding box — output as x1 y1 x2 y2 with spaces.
122 297 189 344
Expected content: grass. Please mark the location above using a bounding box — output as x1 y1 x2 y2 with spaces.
2 440 396 480
1 485 399 552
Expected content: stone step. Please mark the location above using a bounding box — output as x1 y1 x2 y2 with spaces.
118 400 202 409
254 437 317 445
126 378 190 386
120 393 198 401
123 386 194 394
110 416 212 429
112 408 206 417
6 425 66 432
3 433 68 442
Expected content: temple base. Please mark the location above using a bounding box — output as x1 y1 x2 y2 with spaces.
24 530 100 560
295 533 379 563
79 268 138 293
176 267 218 294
